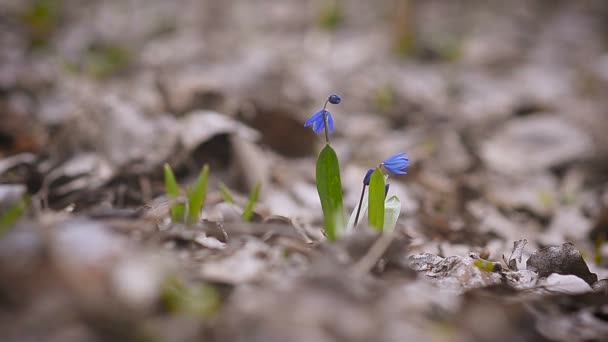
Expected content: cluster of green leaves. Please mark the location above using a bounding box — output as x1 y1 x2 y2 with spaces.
316 153 402 241
163 163 261 224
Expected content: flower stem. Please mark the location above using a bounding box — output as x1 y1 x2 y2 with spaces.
322 99 330 144
354 184 366 227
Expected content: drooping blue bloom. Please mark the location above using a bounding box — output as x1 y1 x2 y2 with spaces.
304 109 334 134
304 94 341 136
328 94 342 104
381 152 409 175
362 168 375 185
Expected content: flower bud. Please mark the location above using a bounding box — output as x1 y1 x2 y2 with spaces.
363 168 374 185
328 94 342 105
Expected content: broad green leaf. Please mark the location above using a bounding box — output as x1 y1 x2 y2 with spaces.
187 164 209 224
0 197 27 236
242 182 261 222
219 182 234 203
347 190 368 233
316 144 344 241
368 168 385 231
383 195 401 233
164 163 185 222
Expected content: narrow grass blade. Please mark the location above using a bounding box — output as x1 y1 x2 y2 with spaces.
219 182 234 203
164 163 185 222
315 144 344 241
242 182 261 222
368 168 385 231
0 197 27 236
383 195 401 233
187 164 209 224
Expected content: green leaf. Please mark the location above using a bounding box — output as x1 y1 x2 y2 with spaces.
242 182 261 222
316 144 344 241
473 259 499 272
164 163 185 223
383 195 401 233
0 197 28 237
368 168 385 231
219 182 234 203
187 164 209 224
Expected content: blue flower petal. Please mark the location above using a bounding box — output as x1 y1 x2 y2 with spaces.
304 110 324 128
327 112 334 133
305 109 333 135
382 152 409 175
312 119 325 133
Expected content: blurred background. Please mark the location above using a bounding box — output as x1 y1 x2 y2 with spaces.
2 0 608 341
3 0 608 237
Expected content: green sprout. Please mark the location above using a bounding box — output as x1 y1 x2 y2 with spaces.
318 0 344 30
21 0 61 46
242 182 261 222
187 164 210 224
473 259 501 272
84 43 132 79
219 182 234 203
0 196 28 237
161 276 221 318
164 163 186 223
164 163 210 224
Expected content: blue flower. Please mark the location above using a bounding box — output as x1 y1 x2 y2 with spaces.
304 109 334 134
328 94 342 104
381 152 409 175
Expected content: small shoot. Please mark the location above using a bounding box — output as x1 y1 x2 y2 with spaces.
318 0 343 30
242 182 261 222
219 182 234 203
187 164 209 224
0 196 28 237
368 168 386 231
21 0 61 46
164 163 185 223
85 43 131 79
473 259 502 272
161 276 221 318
